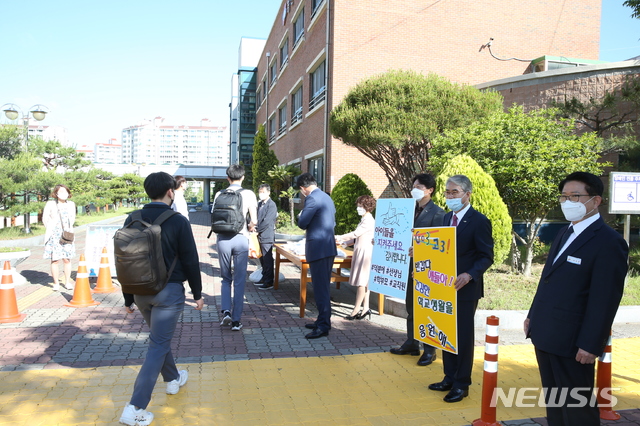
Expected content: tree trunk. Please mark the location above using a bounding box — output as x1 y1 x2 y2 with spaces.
289 198 295 227
510 234 522 274
521 222 539 277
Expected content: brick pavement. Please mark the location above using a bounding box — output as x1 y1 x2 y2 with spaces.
0 211 637 425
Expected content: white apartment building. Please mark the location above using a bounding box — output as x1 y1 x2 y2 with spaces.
28 124 69 146
121 117 229 166
94 139 122 164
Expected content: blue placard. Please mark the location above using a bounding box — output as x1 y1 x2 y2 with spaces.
368 198 415 300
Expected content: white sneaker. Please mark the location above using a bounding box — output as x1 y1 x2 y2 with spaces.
220 310 232 326
52 283 60 291
120 404 154 426
166 369 188 395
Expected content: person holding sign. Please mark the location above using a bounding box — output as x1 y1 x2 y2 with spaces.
525 172 628 425
335 195 376 320
297 173 337 339
428 175 493 403
389 173 445 366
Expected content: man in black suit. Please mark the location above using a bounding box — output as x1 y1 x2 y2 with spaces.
525 172 628 426
390 173 445 366
256 184 278 290
297 173 337 339
429 175 494 403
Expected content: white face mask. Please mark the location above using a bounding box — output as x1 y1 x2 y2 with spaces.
259 192 269 201
411 188 424 200
57 189 69 201
356 206 366 216
560 197 594 222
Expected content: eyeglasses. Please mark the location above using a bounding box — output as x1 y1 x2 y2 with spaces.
557 194 590 203
443 190 464 198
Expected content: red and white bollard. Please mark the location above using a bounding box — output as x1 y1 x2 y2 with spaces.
597 330 620 420
473 315 501 426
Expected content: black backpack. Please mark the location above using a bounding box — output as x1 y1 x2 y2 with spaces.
114 210 179 295
208 188 245 238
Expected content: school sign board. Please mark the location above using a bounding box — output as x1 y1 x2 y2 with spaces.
609 172 640 214
412 226 458 354
368 198 415 300
85 225 121 277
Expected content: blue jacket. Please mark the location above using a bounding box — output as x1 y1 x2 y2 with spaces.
297 188 337 262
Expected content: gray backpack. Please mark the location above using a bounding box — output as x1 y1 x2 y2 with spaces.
114 210 178 295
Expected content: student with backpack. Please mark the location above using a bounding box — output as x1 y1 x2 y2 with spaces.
211 164 257 331
117 172 204 426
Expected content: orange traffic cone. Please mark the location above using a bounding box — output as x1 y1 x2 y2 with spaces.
93 247 117 293
65 255 100 308
0 261 26 323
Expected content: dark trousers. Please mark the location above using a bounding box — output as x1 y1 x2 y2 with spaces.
403 270 435 354
309 256 334 332
259 243 274 285
442 299 478 390
535 348 599 426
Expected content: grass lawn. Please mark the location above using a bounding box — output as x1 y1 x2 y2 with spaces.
0 208 135 241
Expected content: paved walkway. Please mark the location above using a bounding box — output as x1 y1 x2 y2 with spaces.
0 211 638 425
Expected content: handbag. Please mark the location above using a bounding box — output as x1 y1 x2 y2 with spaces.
248 232 262 259
57 206 74 245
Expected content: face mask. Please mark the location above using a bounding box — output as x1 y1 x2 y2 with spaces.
259 192 269 201
445 197 464 212
356 206 366 216
560 197 594 222
411 188 424 200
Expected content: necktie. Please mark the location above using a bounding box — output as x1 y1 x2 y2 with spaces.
555 226 574 257
452 214 458 227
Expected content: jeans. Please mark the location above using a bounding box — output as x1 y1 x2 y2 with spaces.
130 282 185 409
217 233 249 322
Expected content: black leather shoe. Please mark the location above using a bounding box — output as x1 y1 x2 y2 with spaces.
389 346 420 356
443 388 469 403
305 329 329 339
417 351 437 366
304 323 317 330
428 380 453 392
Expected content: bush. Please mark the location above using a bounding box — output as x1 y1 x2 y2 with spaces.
432 154 512 266
331 173 373 235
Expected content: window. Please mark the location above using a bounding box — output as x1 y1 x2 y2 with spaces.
291 86 303 126
256 88 262 105
279 105 287 135
280 38 289 69
268 116 276 143
308 157 324 190
311 0 324 16
270 62 277 86
293 8 305 47
309 61 326 110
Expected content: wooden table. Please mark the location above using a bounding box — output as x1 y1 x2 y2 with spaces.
274 243 384 318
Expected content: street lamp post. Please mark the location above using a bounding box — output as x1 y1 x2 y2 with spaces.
1 103 49 233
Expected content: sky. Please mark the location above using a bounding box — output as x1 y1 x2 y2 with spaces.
0 0 638 148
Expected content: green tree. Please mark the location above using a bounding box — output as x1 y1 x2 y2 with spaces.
331 173 374 234
551 75 640 139
30 138 92 171
108 173 145 209
0 125 24 160
252 124 279 193
0 152 42 221
431 106 605 275
432 155 512 267
279 187 299 227
624 0 640 18
268 164 300 207
329 70 503 197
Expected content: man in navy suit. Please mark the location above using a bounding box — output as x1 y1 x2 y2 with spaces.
255 184 278 290
429 175 494 403
297 173 337 339
525 172 628 426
